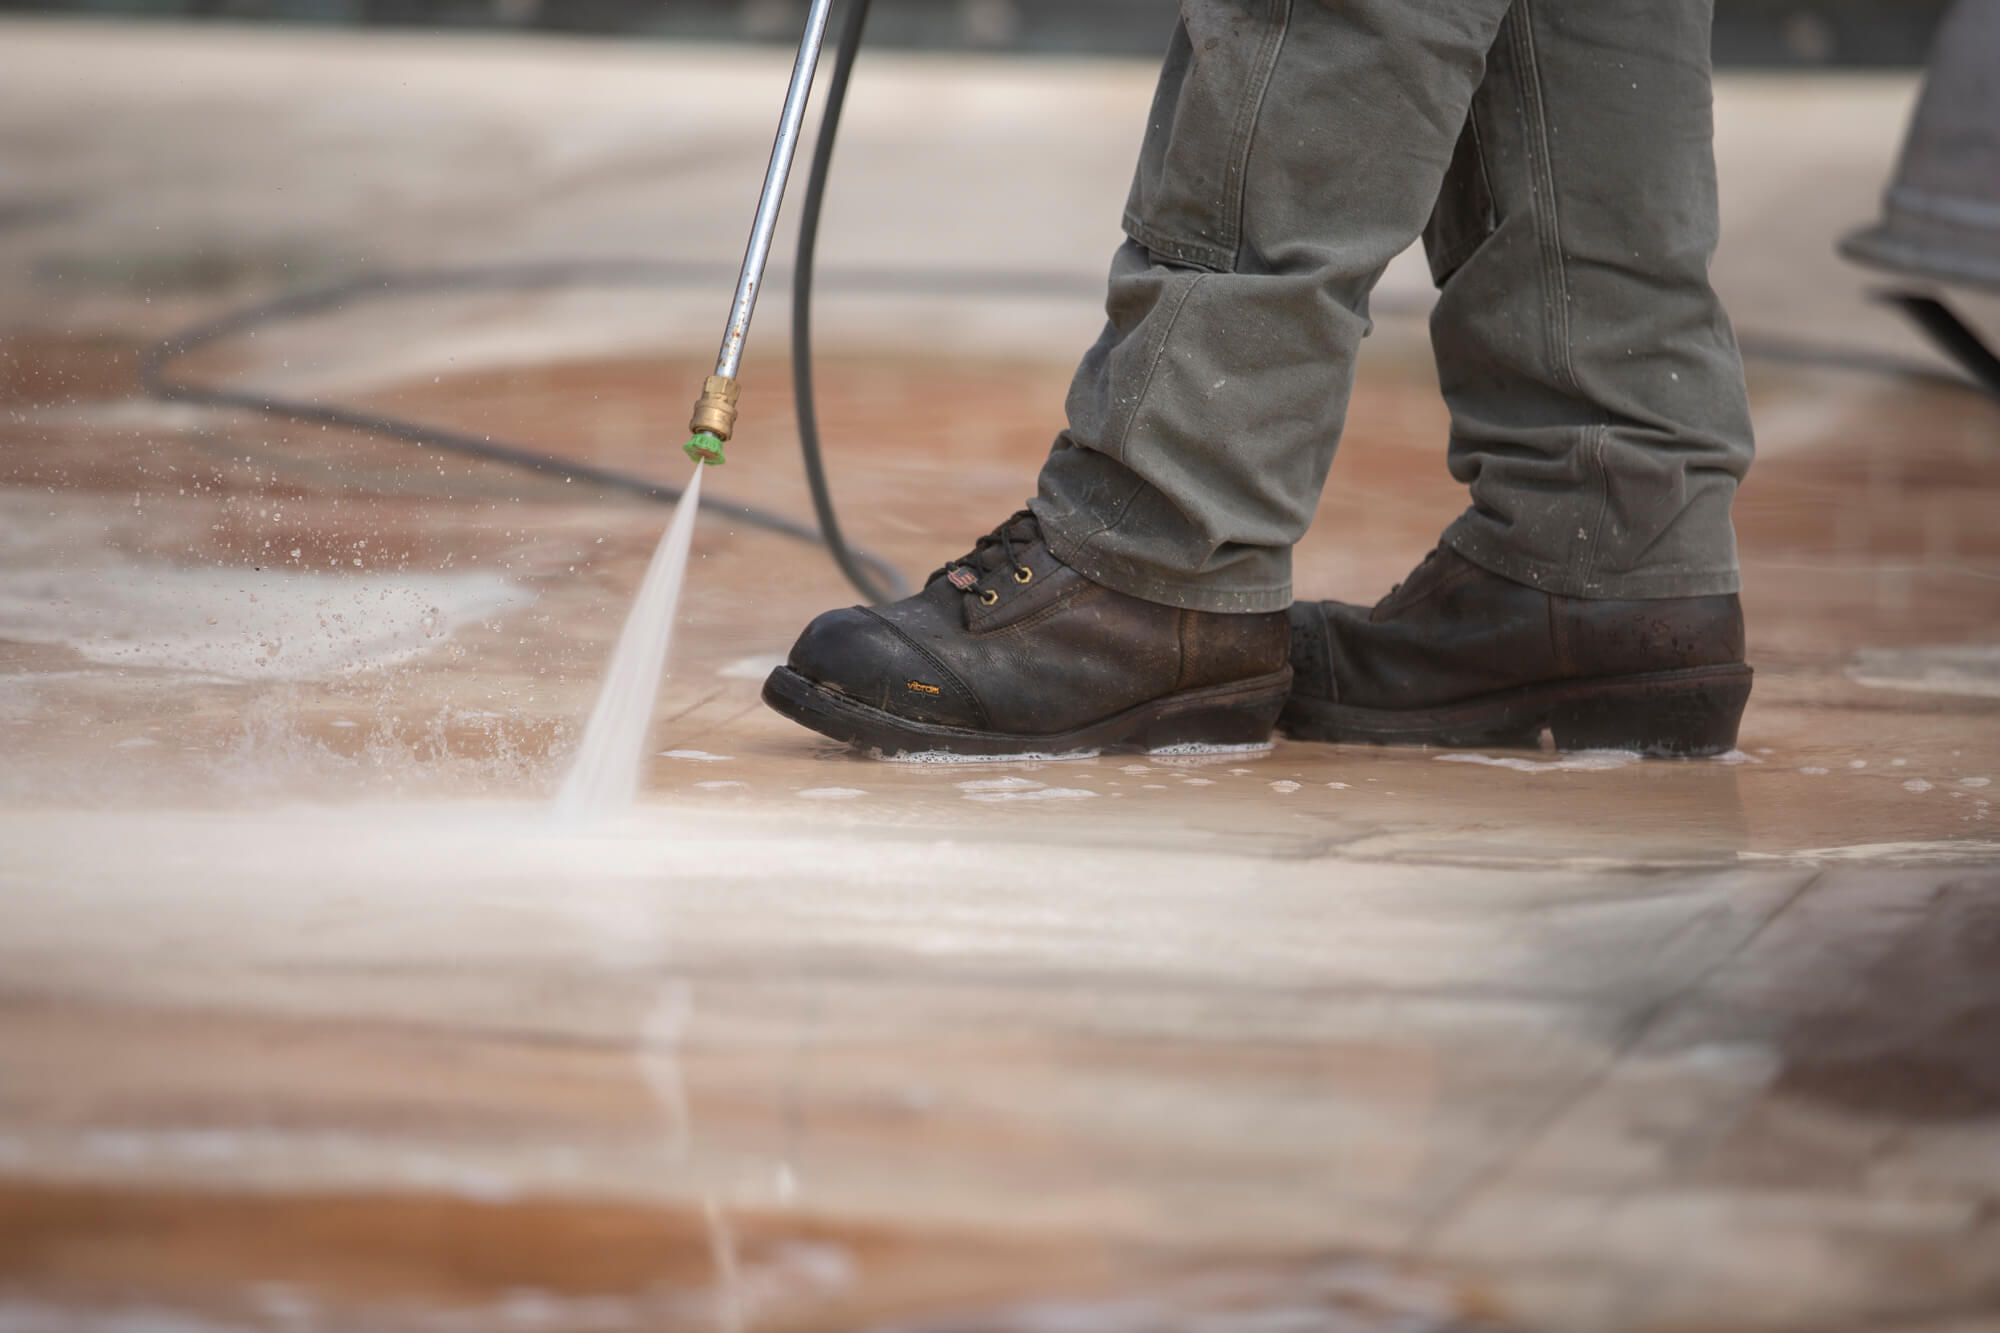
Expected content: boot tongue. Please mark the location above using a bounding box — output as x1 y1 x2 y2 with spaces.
1370 548 1450 622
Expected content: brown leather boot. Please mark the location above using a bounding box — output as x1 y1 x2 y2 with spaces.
763 511 1291 758
1282 549 1752 756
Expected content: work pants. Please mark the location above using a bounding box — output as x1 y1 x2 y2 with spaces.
1030 0 1756 612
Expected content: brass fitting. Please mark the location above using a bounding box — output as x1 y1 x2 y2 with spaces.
688 375 741 442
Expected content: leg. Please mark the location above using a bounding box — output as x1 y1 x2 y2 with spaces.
1031 0 1517 614
1428 0 1753 597
1281 0 1759 756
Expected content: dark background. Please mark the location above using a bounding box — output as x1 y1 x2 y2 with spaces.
0 0 1958 66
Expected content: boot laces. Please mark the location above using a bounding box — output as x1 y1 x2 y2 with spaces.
939 509 1039 589
1384 547 1441 601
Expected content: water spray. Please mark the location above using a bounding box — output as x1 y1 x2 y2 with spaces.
684 0 839 469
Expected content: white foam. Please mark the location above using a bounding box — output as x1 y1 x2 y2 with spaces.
1964 777 1991 788
955 777 1044 791
660 749 732 762
695 780 746 791
1436 750 1639 774
1714 749 1761 765
1268 780 1301 793
798 787 866 800
882 748 1098 765
1148 741 1274 757
1903 778 1935 794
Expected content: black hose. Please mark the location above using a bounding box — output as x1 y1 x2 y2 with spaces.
792 0 892 602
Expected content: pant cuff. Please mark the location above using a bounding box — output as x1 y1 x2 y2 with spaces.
1443 519 1742 600
1032 498 1294 614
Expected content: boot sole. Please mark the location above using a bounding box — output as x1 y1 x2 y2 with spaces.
1278 663 1753 758
762 665 1293 759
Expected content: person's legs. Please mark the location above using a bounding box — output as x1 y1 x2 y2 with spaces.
765 0 1757 756
1030 0 1515 614
1426 0 1753 597
763 0 1526 755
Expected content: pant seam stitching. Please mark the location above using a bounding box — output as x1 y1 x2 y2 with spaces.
1513 0 1619 591
1217 0 1291 269
1511 0 1578 397
1579 423 1614 589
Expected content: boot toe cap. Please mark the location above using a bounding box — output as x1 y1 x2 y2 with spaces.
787 607 979 727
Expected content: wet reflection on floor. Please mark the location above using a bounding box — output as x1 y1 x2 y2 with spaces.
3 327 1997 1331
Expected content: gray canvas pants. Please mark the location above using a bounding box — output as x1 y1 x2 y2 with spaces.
1030 0 1755 612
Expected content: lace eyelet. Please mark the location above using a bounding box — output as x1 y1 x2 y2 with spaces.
978 588 999 606
1013 566 1033 584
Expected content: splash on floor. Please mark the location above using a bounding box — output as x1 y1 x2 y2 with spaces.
0 558 521 681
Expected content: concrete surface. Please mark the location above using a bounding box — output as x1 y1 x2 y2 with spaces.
1 18 1998 1333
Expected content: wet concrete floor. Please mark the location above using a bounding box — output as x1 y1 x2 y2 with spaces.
2 20 1999 1333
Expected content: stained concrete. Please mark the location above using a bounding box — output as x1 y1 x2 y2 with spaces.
1 18 1997 1333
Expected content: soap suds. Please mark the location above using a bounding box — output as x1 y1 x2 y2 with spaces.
886 748 1098 765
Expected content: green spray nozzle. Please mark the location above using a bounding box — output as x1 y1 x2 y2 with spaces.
684 432 727 466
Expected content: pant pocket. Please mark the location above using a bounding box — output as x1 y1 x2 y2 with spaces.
1122 0 1289 274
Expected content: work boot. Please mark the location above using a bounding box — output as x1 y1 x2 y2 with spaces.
1282 549 1752 756
763 511 1291 758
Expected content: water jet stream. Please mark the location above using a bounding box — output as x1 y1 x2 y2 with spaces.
554 463 705 825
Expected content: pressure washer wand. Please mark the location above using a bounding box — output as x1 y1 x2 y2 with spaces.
684 0 839 466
